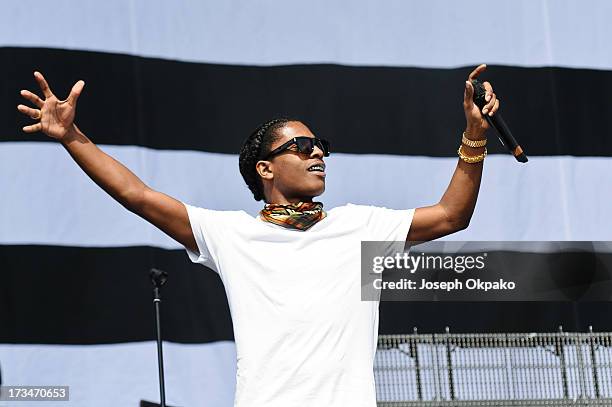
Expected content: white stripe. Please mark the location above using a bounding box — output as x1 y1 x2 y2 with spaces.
1 142 610 248
0 341 236 407
2 341 608 405
2 0 612 70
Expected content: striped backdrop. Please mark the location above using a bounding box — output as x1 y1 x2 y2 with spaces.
1 1 612 405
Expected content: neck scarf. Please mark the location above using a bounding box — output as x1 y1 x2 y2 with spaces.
260 201 327 231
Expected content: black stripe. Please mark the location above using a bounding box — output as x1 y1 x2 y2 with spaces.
380 250 612 334
0 245 233 344
2 47 611 156
380 301 612 335
3 244 612 344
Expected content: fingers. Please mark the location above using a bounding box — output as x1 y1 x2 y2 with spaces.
17 104 42 120
465 64 501 117
482 94 497 115
20 89 44 108
489 98 500 116
468 64 487 80
67 80 85 105
34 71 54 99
22 123 42 133
481 81 497 116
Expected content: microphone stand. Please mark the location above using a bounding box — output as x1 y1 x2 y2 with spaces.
150 268 168 407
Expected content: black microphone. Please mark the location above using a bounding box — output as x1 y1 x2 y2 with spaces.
150 268 168 288
471 78 528 163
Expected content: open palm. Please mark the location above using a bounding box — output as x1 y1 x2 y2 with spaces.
17 71 85 140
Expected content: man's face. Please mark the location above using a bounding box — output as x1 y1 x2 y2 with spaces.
260 121 327 202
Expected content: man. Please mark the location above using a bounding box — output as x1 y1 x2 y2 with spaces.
17 64 498 406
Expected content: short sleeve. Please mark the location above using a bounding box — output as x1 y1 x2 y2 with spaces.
183 203 222 273
365 206 415 242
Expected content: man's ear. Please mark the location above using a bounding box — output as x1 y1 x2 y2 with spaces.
256 160 274 181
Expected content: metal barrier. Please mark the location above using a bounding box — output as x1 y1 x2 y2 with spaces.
375 327 612 406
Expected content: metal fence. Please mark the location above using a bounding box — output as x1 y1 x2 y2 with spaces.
375 328 612 406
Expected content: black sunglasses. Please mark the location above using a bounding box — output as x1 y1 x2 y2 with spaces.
264 136 331 159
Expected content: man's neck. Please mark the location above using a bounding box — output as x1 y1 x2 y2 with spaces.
264 196 313 206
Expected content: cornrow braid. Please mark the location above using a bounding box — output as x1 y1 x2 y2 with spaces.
239 118 295 201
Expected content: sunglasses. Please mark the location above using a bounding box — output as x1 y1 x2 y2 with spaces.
265 136 331 159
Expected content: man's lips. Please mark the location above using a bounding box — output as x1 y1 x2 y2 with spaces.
307 163 326 177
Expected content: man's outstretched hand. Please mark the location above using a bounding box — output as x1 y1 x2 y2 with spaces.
17 71 85 141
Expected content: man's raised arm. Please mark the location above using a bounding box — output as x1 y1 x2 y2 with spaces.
407 64 500 243
17 71 197 252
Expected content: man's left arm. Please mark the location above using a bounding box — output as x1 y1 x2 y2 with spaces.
407 64 499 242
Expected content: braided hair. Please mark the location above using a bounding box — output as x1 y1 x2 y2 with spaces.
239 118 295 201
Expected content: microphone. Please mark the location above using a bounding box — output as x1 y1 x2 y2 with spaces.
471 78 528 163
150 268 168 288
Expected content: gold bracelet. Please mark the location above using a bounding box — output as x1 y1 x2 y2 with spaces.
457 144 487 163
462 132 487 148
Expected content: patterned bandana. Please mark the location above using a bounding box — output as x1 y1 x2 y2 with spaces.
260 201 327 231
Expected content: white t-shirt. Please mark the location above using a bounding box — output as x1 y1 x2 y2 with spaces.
184 203 414 407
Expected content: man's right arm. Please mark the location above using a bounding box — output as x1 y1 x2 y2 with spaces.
17 71 197 252
62 125 197 252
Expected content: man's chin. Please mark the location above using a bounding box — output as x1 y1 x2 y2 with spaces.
296 186 325 201
310 185 325 199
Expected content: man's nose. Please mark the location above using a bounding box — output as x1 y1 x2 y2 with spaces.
310 145 324 158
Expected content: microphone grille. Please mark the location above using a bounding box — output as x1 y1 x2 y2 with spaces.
471 78 487 109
